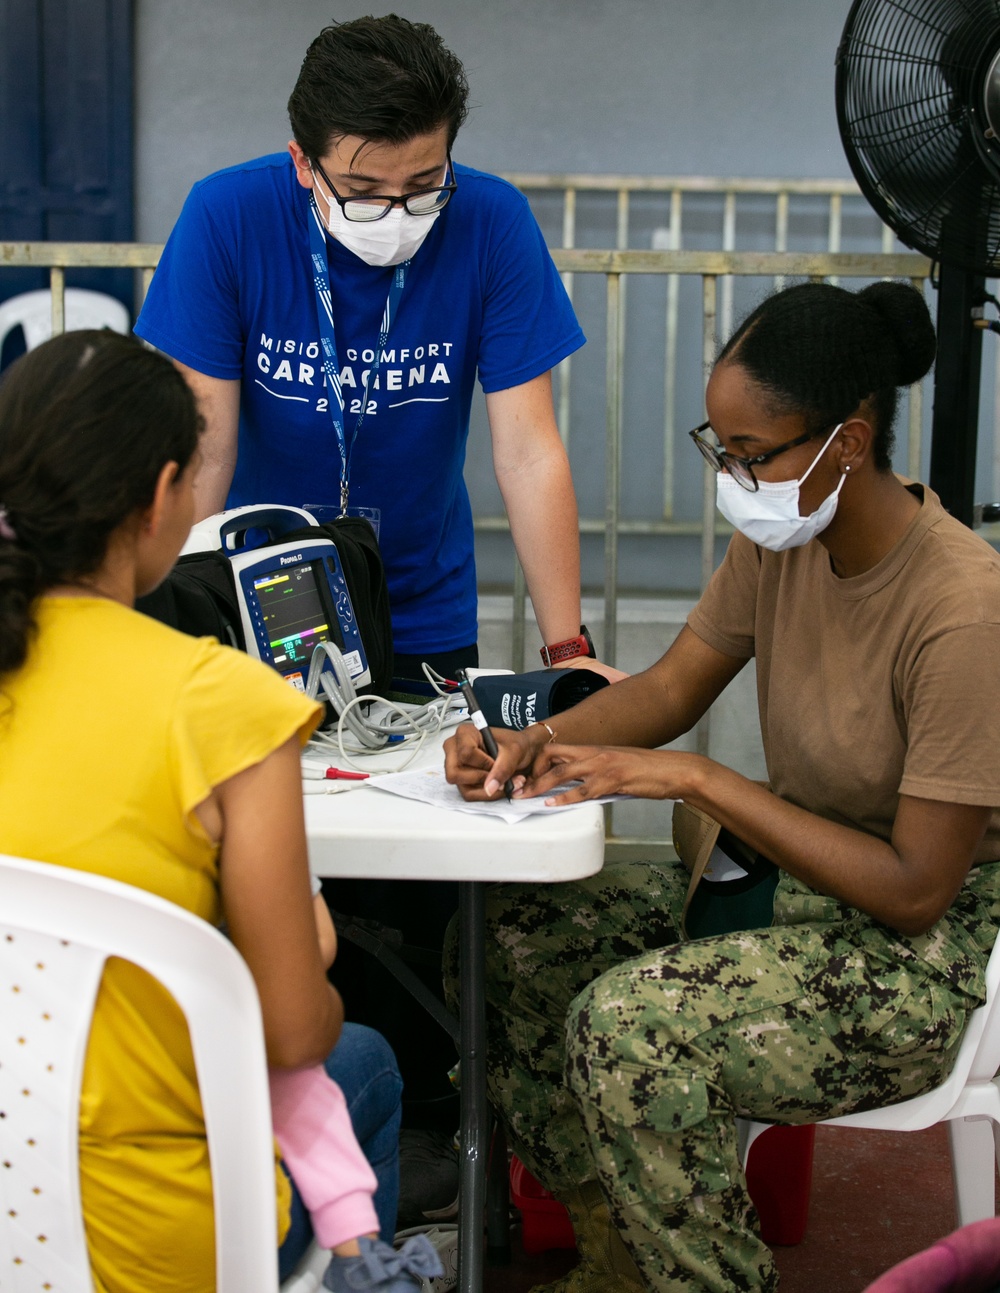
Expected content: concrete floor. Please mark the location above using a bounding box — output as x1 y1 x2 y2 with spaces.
484 1124 969 1292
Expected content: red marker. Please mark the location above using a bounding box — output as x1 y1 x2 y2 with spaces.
302 764 370 781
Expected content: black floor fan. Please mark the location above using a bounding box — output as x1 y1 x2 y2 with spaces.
837 0 1000 526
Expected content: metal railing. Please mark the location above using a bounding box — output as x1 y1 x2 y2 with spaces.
0 241 161 324
503 173 898 445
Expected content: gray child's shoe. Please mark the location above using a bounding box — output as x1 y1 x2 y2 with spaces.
322 1233 444 1292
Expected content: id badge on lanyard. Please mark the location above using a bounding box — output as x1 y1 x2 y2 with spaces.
307 195 408 515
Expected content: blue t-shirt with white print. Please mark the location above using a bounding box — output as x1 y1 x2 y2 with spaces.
135 154 584 655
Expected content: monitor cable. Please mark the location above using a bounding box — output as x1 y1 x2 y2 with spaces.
303 641 466 772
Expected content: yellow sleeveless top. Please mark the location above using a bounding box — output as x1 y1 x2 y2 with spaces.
0 596 322 1293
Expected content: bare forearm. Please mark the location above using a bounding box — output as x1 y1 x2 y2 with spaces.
219 738 345 1069
444 626 747 799
499 455 581 645
267 982 343 1069
538 627 744 750
172 362 240 521
315 982 345 1058
193 454 237 521
488 372 583 646
681 759 957 934
518 739 986 936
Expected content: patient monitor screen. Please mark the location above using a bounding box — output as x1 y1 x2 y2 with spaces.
253 562 335 670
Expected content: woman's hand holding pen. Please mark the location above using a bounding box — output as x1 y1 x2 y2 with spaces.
443 722 548 801
454 670 517 800
444 719 708 806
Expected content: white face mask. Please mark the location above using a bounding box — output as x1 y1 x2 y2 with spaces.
311 169 441 267
715 423 847 551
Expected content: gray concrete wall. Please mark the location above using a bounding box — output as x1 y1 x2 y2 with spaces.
134 2 852 243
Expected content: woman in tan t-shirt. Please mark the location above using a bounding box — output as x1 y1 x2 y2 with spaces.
445 280 1000 1293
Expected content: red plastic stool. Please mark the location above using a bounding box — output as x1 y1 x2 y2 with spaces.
509 1155 576 1254
744 1124 816 1247
510 1123 816 1255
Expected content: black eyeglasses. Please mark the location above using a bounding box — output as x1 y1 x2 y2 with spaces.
313 154 457 223
689 421 827 493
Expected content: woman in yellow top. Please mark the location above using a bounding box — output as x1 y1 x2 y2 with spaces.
0 331 406 1292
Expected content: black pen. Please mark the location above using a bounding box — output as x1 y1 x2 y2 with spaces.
456 669 515 801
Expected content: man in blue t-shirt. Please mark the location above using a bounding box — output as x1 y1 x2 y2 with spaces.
136 12 598 1227
136 13 592 685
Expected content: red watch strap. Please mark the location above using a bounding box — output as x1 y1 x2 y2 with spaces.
540 632 591 667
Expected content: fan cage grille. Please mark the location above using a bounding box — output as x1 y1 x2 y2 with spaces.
838 0 1000 274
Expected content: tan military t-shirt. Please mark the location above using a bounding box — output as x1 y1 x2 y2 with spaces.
688 483 1000 862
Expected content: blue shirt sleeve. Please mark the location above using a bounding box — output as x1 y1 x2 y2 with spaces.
135 181 245 380
474 185 584 394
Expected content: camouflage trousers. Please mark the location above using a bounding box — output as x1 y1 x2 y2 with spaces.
444 860 999 1292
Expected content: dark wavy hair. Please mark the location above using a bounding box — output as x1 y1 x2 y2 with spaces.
0 330 201 678
288 14 470 159
719 281 937 471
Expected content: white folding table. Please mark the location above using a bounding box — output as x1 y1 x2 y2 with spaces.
304 740 604 1292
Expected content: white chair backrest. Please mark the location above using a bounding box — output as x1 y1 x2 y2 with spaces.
0 854 280 1293
0 920 105 1291
0 290 130 354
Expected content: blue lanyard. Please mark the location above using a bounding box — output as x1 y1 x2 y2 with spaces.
307 195 408 514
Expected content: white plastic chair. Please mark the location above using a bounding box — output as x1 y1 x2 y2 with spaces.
0 853 326 1293
738 928 1000 1228
0 289 129 354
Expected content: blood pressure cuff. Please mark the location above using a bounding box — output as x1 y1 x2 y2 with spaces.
471 667 609 730
136 514 394 697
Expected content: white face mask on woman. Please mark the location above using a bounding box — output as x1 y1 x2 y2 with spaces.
715 423 847 551
311 169 441 267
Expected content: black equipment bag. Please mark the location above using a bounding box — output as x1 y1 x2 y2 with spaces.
136 515 394 697
135 550 240 647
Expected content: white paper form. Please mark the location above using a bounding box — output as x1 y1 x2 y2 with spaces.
364 765 629 824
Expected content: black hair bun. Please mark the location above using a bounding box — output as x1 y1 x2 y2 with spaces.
858 281 936 388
